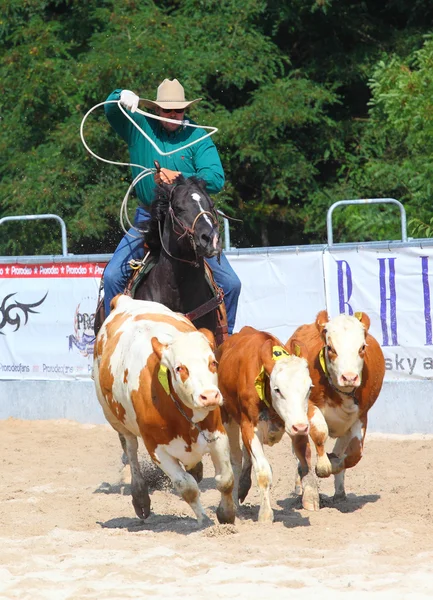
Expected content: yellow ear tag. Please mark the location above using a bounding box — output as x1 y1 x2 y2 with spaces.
254 366 271 407
158 364 170 395
272 346 290 361
319 347 329 376
354 311 363 321
293 343 301 357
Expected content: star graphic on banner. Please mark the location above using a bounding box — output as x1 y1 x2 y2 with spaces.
5 267 9 275
33 267 38 274
89 266 93 274
61 266 65 274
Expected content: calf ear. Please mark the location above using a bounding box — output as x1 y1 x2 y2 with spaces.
316 309 329 339
151 336 168 360
198 328 216 352
354 311 371 333
286 338 307 359
260 338 275 376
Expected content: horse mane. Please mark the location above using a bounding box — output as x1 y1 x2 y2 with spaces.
144 175 208 249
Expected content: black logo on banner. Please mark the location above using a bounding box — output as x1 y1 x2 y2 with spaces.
0 292 48 334
67 299 95 357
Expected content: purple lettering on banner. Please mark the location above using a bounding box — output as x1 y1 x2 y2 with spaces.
378 257 398 346
421 256 432 345
337 260 353 315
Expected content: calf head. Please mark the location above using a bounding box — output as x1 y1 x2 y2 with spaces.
260 339 311 437
151 328 222 420
316 310 370 389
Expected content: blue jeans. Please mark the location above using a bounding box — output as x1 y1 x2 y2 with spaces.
103 208 241 334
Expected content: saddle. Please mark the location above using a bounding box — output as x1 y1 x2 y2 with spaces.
93 253 229 346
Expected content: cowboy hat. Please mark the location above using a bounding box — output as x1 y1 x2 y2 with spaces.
141 78 202 110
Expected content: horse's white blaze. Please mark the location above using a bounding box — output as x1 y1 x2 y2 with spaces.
269 356 311 436
191 192 213 227
324 314 366 387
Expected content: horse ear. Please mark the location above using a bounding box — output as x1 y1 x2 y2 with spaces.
198 328 216 352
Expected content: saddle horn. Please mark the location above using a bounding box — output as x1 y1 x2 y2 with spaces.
154 160 161 173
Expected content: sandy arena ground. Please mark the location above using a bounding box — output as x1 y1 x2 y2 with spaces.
1 418 433 599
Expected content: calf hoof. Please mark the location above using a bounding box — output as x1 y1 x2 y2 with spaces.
238 467 252 503
333 490 347 503
197 513 214 528
216 504 236 525
315 454 332 478
132 495 151 520
187 461 203 484
328 453 345 475
302 487 320 512
258 508 274 523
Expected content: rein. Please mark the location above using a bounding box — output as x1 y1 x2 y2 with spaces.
157 187 220 267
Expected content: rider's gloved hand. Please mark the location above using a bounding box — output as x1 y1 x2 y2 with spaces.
154 168 181 185
119 90 139 113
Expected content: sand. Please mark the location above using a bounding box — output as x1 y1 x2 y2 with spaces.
1 418 433 599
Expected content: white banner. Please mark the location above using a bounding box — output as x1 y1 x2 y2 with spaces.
324 246 433 380
1 246 433 382
0 263 103 381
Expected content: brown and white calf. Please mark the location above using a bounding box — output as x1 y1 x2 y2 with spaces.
93 295 235 526
287 310 385 502
216 326 318 523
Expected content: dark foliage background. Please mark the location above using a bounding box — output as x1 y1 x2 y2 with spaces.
1 0 433 255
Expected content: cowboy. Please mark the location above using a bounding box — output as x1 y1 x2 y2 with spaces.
103 78 241 334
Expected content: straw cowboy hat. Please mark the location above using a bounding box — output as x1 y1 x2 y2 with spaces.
141 79 202 110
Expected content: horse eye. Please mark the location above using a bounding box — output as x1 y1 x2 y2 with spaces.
327 345 333 353
273 387 281 395
175 366 184 374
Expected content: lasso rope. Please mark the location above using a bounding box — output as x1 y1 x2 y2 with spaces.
80 99 219 236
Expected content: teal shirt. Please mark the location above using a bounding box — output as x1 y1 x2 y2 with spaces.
105 89 225 207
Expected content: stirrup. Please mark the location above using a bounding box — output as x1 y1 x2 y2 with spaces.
128 250 151 270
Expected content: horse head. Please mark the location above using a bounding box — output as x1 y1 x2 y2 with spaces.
148 175 222 260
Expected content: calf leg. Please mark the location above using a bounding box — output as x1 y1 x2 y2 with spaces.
187 462 203 484
332 418 366 502
291 435 319 511
208 433 236 524
309 405 333 477
122 433 151 519
239 445 253 504
242 421 273 523
94 386 150 518
155 448 209 526
224 417 242 508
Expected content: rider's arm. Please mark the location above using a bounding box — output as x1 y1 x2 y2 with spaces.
192 134 225 194
104 89 135 143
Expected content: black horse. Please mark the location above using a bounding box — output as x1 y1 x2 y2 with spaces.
133 174 224 337
94 174 227 341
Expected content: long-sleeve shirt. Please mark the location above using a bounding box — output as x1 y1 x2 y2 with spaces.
105 89 225 208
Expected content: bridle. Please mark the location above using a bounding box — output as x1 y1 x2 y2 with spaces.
158 184 220 267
